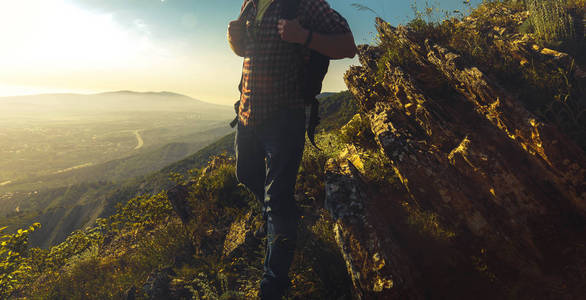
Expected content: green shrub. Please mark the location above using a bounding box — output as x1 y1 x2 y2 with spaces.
192 161 252 210
339 114 377 150
133 221 194 271
37 255 131 299
298 133 346 205
0 223 40 298
361 148 401 186
109 192 174 234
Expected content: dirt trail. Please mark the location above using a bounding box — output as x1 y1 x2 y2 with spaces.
53 163 93 174
133 130 144 150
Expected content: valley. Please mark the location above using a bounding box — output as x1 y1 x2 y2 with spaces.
0 91 233 191
0 91 234 247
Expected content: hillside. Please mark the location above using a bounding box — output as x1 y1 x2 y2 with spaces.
0 90 235 247
0 91 229 116
1 1 584 299
1 128 229 248
0 89 357 297
0 130 234 248
0 91 356 249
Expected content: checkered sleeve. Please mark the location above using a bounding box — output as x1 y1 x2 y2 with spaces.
299 0 351 34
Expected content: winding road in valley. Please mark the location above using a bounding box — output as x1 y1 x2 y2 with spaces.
133 130 144 150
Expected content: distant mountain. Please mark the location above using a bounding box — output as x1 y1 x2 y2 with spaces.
98 90 187 97
0 91 232 119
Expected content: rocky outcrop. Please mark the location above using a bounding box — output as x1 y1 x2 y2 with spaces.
332 9 586 300
222 210 257 259
325 154 415 299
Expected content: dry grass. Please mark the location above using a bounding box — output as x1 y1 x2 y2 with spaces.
527 0 575 46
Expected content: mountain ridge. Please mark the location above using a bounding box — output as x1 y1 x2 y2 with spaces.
0 90 229 107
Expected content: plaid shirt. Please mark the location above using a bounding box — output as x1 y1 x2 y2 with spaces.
237 0 351 127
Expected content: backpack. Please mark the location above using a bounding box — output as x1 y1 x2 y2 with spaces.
230 0 330 150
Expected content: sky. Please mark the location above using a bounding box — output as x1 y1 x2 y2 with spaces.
0 0 481 105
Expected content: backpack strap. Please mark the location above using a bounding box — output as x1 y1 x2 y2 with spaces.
229 100 240 128
279 0 324 150
307 97 321 149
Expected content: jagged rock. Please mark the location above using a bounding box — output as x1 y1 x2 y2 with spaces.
340 12 586 300
325 154 416 299
222 210 256 259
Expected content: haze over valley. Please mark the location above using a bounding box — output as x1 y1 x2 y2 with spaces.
0 91 233 189
0 91 234 246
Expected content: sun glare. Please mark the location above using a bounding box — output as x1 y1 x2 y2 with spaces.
0 0 158 73
0 0 266 103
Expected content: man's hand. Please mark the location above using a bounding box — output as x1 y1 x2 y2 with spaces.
278 19 308 44
278 18 356 59
227 20 246 57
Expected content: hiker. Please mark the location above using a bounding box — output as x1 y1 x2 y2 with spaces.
227 0 356 298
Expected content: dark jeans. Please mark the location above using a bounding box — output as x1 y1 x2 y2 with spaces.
235 109 305 299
